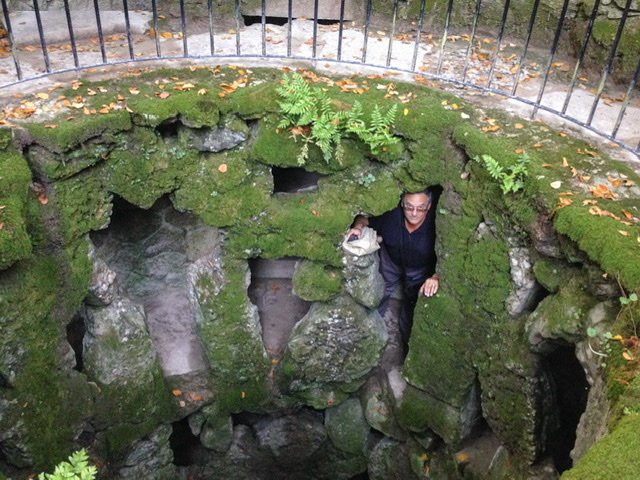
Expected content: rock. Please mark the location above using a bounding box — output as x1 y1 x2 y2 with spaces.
529 214 562 258
117 425 176 480
574 301 618 384
506 247 541 317
325 397 370 455
86 242 118 306
526 278 599 354
342 251 385 309
255 410 327 469
278 295 388 409
361 374 406 440
199 404 234 453
0 398 33 468
83 298 158 385
570 376 609 464
532 258 578 293
367 437 414 480
185 126 246 152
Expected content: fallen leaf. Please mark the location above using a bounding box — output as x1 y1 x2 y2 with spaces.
618 230 630 236
582 199 598 206
311 209 320 217
622 351 634 361
38 194 48 205
514 123 524 129
197 88 208 95
590 183 616 199
550 181 562 189
541 163 553 167
608 176 622 187
621 210 636 220
403 108 409 116
172 388 183 397
35 92 49 100
533 143 542 148
156 91 171 99
557 197 573 208
129 87 140 95
218 163 228 173
562 157 569 168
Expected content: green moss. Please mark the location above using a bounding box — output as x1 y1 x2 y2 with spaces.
0 151 32 268
128 90 220 128
107 127 197 208
0 244 93 470
533 258 580 293
554 205 640 290
562 415 640 480
195 256 272 413
292 260 343 301
171 150 272 227
404 291 477 406
227 192 352 266
53 167 112 243
396 384 465 444
23 111 131 153
592 17 640 77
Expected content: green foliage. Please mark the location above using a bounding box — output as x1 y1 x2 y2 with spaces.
473 152 530 194
38 449 96 480
276 73 399 165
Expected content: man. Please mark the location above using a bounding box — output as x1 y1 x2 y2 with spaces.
348 190 439 348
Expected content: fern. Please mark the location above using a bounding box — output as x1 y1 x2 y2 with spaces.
474 153 530 195
38 449 97 480
276 73 399 165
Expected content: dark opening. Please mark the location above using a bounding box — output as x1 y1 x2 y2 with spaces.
169 417 202 467
0 371 9 389
156 120 179 138
544 345 589 473
66 313 86 372
272 166 324 193
243 15 340 26
248 257 311 357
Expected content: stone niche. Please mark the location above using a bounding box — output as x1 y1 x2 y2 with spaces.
0 67 638 480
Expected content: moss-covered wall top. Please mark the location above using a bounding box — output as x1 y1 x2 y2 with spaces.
0 66 639 478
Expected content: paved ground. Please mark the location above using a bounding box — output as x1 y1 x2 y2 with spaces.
0 8 638 166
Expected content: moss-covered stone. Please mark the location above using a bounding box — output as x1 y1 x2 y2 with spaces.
53 167 112 243
128 91 220 128
22 111 131 154
0 152 32 269
292 259 343 302
171 150 272 227
562 414 640 480
194 255 272 413
532 258 579 293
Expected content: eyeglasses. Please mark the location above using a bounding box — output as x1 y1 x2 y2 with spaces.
402 203 429 213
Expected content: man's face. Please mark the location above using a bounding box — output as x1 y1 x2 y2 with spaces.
401 192 430 226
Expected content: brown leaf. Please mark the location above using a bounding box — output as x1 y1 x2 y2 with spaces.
618 230 630 237
622 351 634 361
172 388 183 397
38 194 48 205
218 163 228 173
590 183 616 199
156 91 170 99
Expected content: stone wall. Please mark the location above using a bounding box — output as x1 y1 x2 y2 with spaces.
0 66 639 479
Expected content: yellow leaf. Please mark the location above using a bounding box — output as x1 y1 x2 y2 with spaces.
582 199 598 206
156 91 170 99
562 157 569 168
44 124 58 129
129 87 140 95
612 335 624 341
533 143 542 148
514 123 524 129
160 31 173 39
403 108 409 116
622 351 634 361
515 148 525 155
35 92 49 100
618 230 630 237
197 88 208 95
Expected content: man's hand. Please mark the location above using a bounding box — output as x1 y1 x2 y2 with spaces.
420 276 439 297
346 227 363 240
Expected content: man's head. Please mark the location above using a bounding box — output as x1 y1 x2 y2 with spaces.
401 191 431 228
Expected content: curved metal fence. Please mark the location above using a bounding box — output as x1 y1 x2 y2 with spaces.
1 0 639 158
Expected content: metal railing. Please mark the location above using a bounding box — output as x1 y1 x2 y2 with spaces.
0 0 639 158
